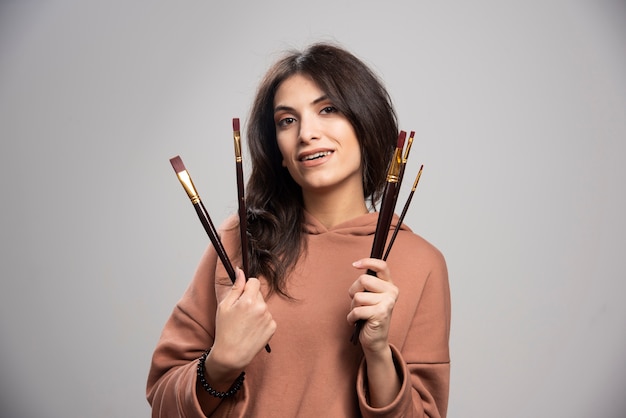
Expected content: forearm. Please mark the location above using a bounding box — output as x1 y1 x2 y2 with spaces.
363 345 401 407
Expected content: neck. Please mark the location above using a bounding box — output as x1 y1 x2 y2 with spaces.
302 188 368 229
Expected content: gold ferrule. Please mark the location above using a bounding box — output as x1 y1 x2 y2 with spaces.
412 167 423 191
386 148 403 183
233 131 242 162
403 135 414 163
176 170 200 204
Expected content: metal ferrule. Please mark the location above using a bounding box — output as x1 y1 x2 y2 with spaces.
386 148 403 183
412 167 423 191
233 131 242 162
403 135 414 163
176 170 200 204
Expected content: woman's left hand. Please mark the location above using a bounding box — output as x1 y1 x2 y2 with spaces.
347 258 399 353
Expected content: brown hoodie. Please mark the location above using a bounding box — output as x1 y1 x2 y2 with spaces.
147 211 450 417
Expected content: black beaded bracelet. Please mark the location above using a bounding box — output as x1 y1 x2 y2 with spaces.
197 349 245 398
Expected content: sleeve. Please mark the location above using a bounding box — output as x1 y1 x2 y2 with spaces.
356 248 451 418
146 244 238 417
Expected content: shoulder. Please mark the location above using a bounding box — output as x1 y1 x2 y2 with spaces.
218 213 240 232
216 214 241 246
385 229 448 297
392 229 446 268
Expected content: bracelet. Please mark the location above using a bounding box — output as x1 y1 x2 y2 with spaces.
197 349 245 398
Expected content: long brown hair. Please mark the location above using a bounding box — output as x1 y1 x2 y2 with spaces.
245 43 398 296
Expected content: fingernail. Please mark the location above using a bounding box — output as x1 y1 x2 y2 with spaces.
352 260 362 267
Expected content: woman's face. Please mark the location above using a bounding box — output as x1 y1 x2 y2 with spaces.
273 74 364 200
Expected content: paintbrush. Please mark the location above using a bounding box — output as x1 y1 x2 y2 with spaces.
383 164 423 261
170 155 237 282
389 130 415 222
232 118 249 277
396 130 415 194
170 155 271 353
350 131 407 344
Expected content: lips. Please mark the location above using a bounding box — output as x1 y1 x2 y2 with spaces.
301 151 332 161
299 150 334 162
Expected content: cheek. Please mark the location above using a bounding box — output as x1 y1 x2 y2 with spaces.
349 141 363 170
275 134 292 168
276 143 288 167
276 144 300 182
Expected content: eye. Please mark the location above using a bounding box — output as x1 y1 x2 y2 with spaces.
276 116 296 128
320 106 337 115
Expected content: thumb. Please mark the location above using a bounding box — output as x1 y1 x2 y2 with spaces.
230 267 247 295
222 267 246 307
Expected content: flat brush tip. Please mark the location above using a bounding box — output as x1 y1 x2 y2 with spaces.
397 130 407 148
232 118 240 132
409 131 415 139
169 155 186 173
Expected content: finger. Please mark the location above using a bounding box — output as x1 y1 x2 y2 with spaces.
347 274 379 297
242 277 261 298
352 258 392 282
233 266 247 289
348 274 392 297
223 267 246 304
347 295 396 325
347 305 375 325
351 290 383 308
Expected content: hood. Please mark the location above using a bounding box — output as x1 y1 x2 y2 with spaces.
302 210 412 236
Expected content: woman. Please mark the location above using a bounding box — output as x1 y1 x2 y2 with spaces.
147 42 451 417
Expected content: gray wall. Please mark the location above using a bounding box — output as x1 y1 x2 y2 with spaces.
1 1 625 417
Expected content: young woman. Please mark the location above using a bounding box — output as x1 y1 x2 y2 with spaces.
147 42 451 417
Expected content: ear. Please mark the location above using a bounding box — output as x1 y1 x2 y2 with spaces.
282 158 287 167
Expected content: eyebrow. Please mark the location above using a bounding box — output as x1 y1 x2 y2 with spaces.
273 95 329 114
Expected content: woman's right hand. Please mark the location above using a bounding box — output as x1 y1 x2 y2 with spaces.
206 267 276 384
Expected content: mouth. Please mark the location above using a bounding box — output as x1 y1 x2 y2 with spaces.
299 150 333 162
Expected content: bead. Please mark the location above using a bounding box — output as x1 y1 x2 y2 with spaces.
197 348 245 398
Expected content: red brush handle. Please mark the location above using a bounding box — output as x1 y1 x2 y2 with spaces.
350 181 399 344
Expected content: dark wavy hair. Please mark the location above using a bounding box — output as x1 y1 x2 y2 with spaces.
245 43 398 296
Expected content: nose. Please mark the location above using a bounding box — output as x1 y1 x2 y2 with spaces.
298 113 320 143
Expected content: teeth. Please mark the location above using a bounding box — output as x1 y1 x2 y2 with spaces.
302 151 332 161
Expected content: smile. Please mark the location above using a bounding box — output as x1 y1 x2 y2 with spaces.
300 151 333 162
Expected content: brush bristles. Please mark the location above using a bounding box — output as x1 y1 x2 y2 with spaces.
170 155 185 173
397 130 407 149
232 118 240 132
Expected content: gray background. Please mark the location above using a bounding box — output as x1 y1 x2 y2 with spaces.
1 1 625 417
